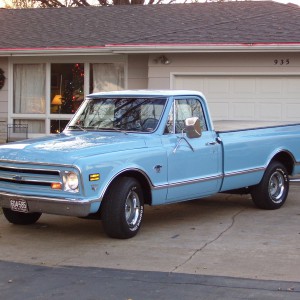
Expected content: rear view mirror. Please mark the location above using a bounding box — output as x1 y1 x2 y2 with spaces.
185 117 202 138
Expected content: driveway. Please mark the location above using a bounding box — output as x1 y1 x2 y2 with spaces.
0 184 300 298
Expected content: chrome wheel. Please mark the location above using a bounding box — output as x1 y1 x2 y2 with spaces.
268 171 285 203
125 189 141 229
251 161 289 210
101 177 144 239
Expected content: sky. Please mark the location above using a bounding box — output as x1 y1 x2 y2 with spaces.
1 0 300 8
273 0 300 4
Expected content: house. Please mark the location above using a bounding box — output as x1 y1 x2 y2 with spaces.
0 1 300 142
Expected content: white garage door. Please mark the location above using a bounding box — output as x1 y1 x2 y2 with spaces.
173 75 300 122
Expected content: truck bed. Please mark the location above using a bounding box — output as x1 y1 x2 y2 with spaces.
214 120 299 132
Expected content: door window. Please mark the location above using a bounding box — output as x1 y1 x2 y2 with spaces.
165 98 207 134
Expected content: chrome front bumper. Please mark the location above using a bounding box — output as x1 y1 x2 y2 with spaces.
0 192 96 217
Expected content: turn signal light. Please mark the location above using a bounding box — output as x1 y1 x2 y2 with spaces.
51 182 62 190
89 173 100 181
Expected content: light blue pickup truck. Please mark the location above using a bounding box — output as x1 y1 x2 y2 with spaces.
1 90 300 239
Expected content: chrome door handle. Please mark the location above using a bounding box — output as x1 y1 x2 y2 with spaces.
206 141 217 146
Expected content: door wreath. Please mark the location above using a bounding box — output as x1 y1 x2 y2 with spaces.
0 68 6 90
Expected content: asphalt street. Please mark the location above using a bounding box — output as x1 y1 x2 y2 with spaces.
0 260 300 300
1 184 300 299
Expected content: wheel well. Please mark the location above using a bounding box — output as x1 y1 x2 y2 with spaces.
108 170 152 205
271 151 294 175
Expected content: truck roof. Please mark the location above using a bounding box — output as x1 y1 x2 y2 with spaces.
87 90 206 99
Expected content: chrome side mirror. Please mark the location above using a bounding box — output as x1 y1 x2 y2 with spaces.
185 117 202 138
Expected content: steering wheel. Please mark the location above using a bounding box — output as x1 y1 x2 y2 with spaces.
141 118 159 132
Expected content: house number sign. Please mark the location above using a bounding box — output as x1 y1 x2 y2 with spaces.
274 59 290 65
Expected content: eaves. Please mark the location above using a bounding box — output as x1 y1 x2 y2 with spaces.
108 43 300 54
1 43 300 57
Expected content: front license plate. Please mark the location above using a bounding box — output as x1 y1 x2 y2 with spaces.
10 199 28 213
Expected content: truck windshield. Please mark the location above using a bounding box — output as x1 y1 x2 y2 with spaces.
67 97 167 133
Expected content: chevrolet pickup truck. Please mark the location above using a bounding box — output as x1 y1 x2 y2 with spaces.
1 90 300 239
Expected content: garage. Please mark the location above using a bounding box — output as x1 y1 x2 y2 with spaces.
172 75 300 122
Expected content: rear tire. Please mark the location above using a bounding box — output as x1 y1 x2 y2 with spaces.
251 161 289 210
101 177 144 239
2 208 42 225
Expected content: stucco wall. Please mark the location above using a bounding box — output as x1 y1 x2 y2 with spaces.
0 58 8 143
127 54 148 89
148 52 300 89
1 52 300 140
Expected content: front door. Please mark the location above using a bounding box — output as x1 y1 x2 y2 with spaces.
162 97 222 203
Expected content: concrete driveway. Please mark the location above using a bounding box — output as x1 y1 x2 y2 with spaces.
0 184 300 283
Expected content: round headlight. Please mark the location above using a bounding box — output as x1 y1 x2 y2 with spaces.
64 172 79 192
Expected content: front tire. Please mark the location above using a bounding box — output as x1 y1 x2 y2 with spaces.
251 161 289 210
101 177 144 239
2 208 42 225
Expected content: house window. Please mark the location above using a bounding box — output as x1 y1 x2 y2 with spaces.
13 64 46 114
50 63 84 133
13 119 45 134
13 64 46 134
11 61 125 136
51 63 84 115
50 120 70 134
90 63 124 92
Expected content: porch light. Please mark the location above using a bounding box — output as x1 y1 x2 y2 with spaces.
154 55 171 65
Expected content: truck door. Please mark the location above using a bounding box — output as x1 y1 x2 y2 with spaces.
162 97 223 203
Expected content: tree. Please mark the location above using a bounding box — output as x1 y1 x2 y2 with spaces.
3 0 193 8
3 0 248 9
2 0 36 8
37 0 182 7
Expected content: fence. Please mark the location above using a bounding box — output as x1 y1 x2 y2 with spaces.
6 124 28 143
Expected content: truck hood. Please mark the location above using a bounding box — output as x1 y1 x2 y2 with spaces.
0 132 147 165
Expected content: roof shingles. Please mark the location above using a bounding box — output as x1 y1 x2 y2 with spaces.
0 1 300 51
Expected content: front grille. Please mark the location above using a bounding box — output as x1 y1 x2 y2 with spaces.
0 166 58 176
0 164 61 187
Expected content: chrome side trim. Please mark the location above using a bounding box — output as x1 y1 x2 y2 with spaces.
103 166 264 193
153 167 265 190
98 162 298 200
224 167 265 178
98 168 155 200
290 176 300 183
153 174 223 190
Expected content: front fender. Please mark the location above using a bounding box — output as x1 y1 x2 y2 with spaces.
76 147 168 205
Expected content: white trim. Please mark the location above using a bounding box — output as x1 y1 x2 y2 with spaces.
7 60 13 125
8 55 126 64
0 50 114 57
124 54 128 89
170 72 300 89
45 63 51 135
2 44 300 56
84 62 90 98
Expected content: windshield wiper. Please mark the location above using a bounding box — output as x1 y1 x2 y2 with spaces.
97 127 128 135
68 125 87 132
